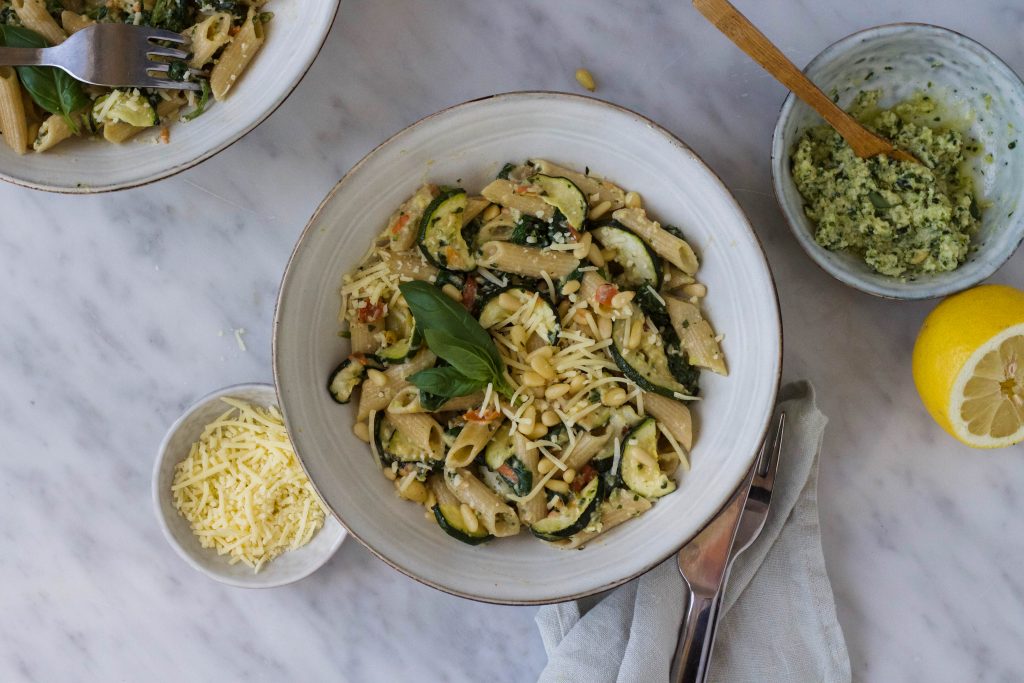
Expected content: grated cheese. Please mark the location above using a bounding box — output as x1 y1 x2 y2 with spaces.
171 398 327 572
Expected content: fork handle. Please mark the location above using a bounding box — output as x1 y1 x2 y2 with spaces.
670 589 716 683
0 47 50 67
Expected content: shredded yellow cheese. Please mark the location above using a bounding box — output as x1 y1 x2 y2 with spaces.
171 398 327 572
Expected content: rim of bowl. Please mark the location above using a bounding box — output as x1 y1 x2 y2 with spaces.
770 22 1024 301
152 381 346 589
272 90 784 605
1 1 341 195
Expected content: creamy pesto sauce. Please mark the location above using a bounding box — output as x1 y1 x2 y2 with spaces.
791 91 982 278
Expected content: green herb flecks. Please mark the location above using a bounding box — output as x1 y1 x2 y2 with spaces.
0 26 90 133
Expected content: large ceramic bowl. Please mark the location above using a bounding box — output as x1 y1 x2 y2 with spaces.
0 1 340 193
273 92 782 604
772 23 1024 300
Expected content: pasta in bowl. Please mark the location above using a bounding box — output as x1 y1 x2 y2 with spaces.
0 0 339 191
330 161 728 549
274 93 781 604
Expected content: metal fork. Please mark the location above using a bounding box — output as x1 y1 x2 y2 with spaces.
670 412 786 683
0 23 201 90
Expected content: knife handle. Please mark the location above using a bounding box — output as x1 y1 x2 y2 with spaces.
670 588 715 683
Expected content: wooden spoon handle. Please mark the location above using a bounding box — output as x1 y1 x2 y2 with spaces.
692 0 908 161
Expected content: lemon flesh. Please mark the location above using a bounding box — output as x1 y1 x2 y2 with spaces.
913 285 1024 448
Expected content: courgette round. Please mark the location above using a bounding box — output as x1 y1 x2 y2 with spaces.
530 476 603 541
591 222 662 289
609 315 692 399
418 189 476 271
529 174 587 230
432 503 493 545
483 424 533 496
478 287 559 344
620 418 676 498
327 354 380 404
374 415 443 471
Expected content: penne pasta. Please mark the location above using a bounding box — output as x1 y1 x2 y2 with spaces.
554 489 652 549
0 68 29 155
514 432 547 525
479 241 580 279
664 296 727 376
386 251 438 281
445 468 521 537
32 113 75 153
643 392 693 451
12 0 66 45
210 7 266 101
613 207 699 275
188 12 234 67
529 158 625 210
103 121 146 144
381 185 438 251
60 10 94 34
386 412 445 462
446 419 502 469
357 349 436 420
480 179 555 221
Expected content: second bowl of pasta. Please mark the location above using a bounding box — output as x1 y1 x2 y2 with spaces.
273 92 782 604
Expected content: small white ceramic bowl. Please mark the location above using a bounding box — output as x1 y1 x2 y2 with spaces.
153 383 346 588
0 1 339 193
772 23 1024 300
274 92 782 604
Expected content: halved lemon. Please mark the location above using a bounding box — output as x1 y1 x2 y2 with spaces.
913 285 1024 449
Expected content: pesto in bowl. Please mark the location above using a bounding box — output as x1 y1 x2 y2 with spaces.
791 91 981 278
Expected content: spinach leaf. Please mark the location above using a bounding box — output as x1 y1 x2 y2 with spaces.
409 367 485 399
0 26 90 132
150 0 192 32
182 78 211 121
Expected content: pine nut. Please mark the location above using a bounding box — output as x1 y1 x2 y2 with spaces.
498 291 521 311
561 279 581 295
522 371 546 388
545 383 571 401
573 232 593 259
575 67 596 92
541 409 561 427
610 290 635 308
626 318 644 350
482 203 501 221
538 458 554 474
682 283 707 298
367 368 388 386
624 191 642 209
528 345 555 360
558 300 570 317
530 356 556 380
402 480 428 503
353 421 371 443
588 200 612 220
460 503 480 533
569 374 587 392
587 243 605 267
545 479 570 494
529 423 549 440
597 316 613 340
441 284 462 301
509 324 527 346
602 387 628 407
562 468 577 484
382 466 397 481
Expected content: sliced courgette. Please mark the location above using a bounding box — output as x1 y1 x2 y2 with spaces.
529 174 587 230
609 314 692 399
375 415 443 470
620 418 676 498
590 406 644 472
483 424 532 496
418 189 476 271
327 354 379 404
92 89 158 128
433 503 493 545
377 307 420 363
478 287 559 344
531 476 603 540
591 222 662 289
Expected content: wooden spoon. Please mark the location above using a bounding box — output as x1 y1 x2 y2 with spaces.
693 0 918 164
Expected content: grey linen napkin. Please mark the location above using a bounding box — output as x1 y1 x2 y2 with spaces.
535 381 851 683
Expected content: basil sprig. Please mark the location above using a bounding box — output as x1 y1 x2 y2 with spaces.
0 26 90 133
399 281 514 400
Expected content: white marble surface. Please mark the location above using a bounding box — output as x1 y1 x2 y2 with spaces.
2 0 1023 681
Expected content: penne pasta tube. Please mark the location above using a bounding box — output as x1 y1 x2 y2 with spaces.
103 121 145 144
613 208 699 275
187 12 234 67
445 468 521 537
0 68 29 155
357 349 436 420
386 250 438 281
210 7 265 100
554 488 652 549
579 271 610 303
480 179 555 221
60 10 94 34
643 392 694 451
12 0 66 45
514 432 547 525
479 241 579 279
386 412 445 462
529 159 625 209
564 431 611 471
380 185 438 251
446 419 502 469
664 296 727 376
32 113 75 153
349 321 382 355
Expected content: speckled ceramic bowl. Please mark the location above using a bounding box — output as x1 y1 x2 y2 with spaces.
772 23 1024 300
153 383 346 588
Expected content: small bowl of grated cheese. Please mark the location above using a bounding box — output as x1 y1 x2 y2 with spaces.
153 383 346 588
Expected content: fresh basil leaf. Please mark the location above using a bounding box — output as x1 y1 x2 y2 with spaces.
400 281 498 362
408 367 485 399
423 329 497 382
0 26 89 133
